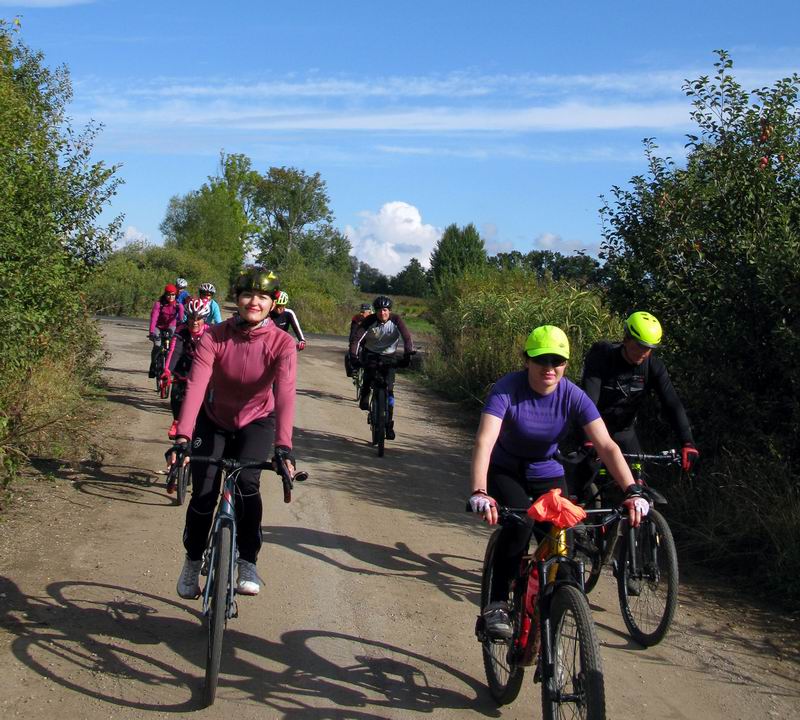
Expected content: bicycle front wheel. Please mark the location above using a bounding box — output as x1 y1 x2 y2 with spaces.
176 463 191 506
372 386 385 457
204 522 232 707
480 528 524 705
542 584 606 720
616 508 678 646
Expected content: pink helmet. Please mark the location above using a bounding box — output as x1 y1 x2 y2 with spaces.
185 297 211 320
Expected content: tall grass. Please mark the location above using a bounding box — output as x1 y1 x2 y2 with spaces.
426 268 622 404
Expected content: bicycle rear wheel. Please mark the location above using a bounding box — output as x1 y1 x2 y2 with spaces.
354 368 363 402
204 522 232 707
616 508 678 646
176 463 191 506
480 528 524 705
541 584 606 720
372 386 386 457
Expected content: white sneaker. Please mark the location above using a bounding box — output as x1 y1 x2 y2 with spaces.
177 556 202 599
236 560 262 596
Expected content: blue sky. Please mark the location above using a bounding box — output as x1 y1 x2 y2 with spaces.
3 0 799 274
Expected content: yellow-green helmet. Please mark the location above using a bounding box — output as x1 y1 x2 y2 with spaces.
234 268 278 296
625 311 662 348
275 291 289 306
524 325 570 359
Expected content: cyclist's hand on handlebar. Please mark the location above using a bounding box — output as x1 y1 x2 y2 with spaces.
165 438 191 468
273 445 296 479
349 354 360 370
681 443 699 472
469 490 498 525
622 485 649 527
160 370 171 382
148 333 158 342
297 340 306 351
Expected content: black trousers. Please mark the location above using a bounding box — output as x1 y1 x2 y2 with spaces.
183 408 274 563
487 466 568 604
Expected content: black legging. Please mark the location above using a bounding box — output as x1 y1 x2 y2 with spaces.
487 466 568 604
183 408 274 563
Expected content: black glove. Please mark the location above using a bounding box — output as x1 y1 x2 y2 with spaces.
624 483 644 499
273 445 296 471
397 353 411 368
349 355 361 370
165 440 190 464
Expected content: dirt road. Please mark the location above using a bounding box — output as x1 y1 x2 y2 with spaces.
1 316 798 719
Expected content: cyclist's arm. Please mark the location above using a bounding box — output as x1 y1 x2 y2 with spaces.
273 342 297 450
580 344 604 406
649 357 695 445
174 331 216 440
394 314 414 353
210 300 222 324
470 412 502 524
349 321 369 357
285 309 305 342
583 417 635 492
165 333 184 373
149 302 161 336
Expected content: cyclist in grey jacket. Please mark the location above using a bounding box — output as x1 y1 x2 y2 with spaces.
349 295 413 438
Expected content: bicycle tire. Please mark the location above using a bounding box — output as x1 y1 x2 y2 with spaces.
480 528 524 704
354 368 363 402
154 353 165 393
541 584 606 720
616 508 678 646
374 386 386 457
204 522 232 707
176 463 191 506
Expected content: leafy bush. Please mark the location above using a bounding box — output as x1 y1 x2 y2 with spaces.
85 242 223 316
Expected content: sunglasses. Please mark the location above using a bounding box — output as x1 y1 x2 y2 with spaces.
531 354 567 367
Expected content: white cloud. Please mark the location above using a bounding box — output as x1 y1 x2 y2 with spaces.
116 224 149 249
345 202 441 275
532 232 600 255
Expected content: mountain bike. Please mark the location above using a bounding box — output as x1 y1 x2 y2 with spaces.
475 501 610 719
154 329 174 397
568 449 681 646
353 364 364 402
362 351 415 457
189 453 308 707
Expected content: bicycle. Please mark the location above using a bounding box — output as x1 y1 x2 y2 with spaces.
187 453 308 707
353 364 364 403
474 497 610 718
361 351 415 457
567 449 681 646
153 329 174 397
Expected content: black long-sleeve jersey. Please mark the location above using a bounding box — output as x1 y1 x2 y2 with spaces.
269 308 305 342
581 341 694 445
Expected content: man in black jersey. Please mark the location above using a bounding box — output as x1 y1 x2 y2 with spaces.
578 311 699 479
270 290 306 349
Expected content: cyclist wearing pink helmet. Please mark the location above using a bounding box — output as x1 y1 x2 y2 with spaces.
148 284 185 378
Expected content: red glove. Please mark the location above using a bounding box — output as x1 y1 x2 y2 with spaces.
297 341 306 351
160 370 171 382
681 443 699 472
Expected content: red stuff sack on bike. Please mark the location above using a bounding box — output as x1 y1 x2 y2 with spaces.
527 488 586 528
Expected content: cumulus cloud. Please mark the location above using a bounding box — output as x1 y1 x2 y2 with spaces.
532 231 600 255
116 225 149 249
345 202 441 275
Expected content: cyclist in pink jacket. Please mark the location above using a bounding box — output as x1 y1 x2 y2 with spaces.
167 268 297 600
148 284 185 378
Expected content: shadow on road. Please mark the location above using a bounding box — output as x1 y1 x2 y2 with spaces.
0 576 498 716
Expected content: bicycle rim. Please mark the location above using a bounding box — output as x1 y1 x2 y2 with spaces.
480 528 524 704
176 464 190 506
542 585 606 720
204 523 231 707
616 509 678 646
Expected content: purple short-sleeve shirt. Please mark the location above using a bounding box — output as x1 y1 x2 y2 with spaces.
483 371 600 480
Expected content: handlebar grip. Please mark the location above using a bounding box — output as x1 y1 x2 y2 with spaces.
294 471 309 482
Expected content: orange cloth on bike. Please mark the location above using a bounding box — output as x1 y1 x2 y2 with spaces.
527 488 586 528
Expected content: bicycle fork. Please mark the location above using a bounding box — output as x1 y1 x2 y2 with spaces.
202 487 239 621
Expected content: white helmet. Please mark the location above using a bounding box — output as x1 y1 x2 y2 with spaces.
175 277 188 289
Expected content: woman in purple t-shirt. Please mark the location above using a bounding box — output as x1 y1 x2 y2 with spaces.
468 325 644 639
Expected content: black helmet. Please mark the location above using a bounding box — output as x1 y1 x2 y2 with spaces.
373 295 392 310
360 303 372 312
234 268 279 296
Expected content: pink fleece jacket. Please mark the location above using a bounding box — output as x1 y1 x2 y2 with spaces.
149 300 184 335
176 317 297 448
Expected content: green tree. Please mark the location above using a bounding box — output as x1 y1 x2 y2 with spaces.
391 258 430 297
250 166 333 266
429 222 487 293
160 179 247 287
357 261 390 293
600 51 800 599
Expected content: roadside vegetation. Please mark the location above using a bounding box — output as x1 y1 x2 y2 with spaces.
0 20 121 498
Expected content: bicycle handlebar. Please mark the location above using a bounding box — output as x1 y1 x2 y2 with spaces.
555 448 680 466
190 455 309 504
